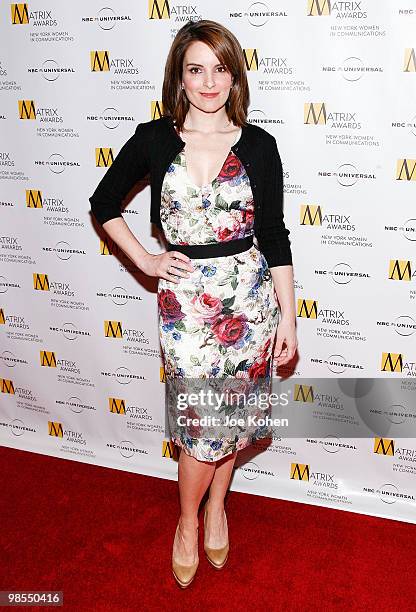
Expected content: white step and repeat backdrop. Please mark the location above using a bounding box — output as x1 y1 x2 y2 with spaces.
1 1 416 523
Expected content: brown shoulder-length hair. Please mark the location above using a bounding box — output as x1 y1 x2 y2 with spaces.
162 19 250 131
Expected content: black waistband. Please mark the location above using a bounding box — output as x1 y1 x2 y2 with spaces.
166 235 254 259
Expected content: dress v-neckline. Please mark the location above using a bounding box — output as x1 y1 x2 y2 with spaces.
179 128 242 191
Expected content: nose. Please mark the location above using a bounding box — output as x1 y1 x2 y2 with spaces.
203 72 215 88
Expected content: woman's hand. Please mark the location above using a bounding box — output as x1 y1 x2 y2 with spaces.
273 316 298 368
138 251 195 283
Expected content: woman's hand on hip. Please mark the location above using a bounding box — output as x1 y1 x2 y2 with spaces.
139 251 195 283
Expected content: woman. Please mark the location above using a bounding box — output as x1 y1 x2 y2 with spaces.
89 19 297 588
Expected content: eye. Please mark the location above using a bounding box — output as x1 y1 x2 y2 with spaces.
189 66 201 74
217 65 228 72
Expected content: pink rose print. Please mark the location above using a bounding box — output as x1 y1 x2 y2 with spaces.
212 314 248 347
190 293 223 325
213 211 241 242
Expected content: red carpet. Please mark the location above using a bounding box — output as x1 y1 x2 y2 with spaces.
0 445 415 611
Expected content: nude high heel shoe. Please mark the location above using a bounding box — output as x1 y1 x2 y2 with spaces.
172 522 199 588
203 500 229 569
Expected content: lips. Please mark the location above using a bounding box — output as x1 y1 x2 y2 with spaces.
200 92 219 98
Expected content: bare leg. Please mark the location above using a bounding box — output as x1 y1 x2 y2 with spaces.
205 451 237 548
173 449 215 565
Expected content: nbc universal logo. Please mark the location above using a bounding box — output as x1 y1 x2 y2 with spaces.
27 59 75 81
106 439 148 459
229 2 287 27
321 55 383 82
392 112 416 138
86 107 135 129
100 365 146 384
48 322 90 341
317 156 415 188
237 461 275 481
81 7 132 30
42 241 86 260
0 415 36 438
304 102 381 147
306 1 386 38
29 119 80 173
317 161 376 186
96 285 143 306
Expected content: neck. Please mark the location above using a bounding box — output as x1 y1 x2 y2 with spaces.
181 106 232 133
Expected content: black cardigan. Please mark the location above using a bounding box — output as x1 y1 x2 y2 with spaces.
89 115 293 269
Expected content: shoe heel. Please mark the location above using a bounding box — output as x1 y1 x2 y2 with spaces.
203 501 229 569
172 523 199 588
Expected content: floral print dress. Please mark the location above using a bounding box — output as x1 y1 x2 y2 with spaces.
157 134 280 462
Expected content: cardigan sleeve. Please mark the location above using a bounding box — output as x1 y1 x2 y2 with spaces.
89 122 150 226
256 134 293 268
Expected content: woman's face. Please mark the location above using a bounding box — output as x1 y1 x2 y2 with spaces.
181 40 233 114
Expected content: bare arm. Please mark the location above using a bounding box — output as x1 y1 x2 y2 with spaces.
101 216 194 281
101 216 150 270
270 264 297 367
270 265 295 323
